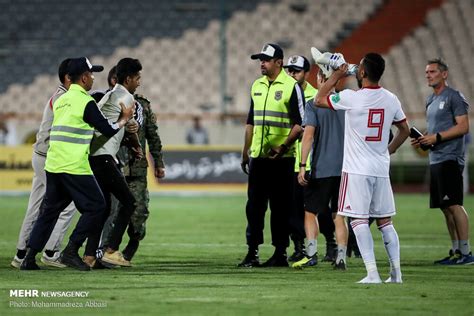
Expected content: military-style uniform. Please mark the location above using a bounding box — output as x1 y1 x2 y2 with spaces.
103 94 164 260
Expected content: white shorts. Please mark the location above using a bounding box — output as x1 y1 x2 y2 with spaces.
337 172 396 219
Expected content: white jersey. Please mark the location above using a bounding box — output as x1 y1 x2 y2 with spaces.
328 86 406 177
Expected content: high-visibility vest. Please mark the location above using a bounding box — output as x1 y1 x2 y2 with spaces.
295 82 318 172
250 69 298 158
45 84 95 175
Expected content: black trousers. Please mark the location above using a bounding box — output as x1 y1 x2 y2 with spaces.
289 173 305 243
245 157 294 249
27 171 106 252
85 155 136 256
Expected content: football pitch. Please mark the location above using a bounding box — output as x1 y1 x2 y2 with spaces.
0 193 473 315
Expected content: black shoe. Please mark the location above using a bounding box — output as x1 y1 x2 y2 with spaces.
20 258 40 270
261 253 288 267
61 243 90 271
322 243 337 262
288 240 306 262
288 250 306 262
122 239 140 262
238 250 260 268
332 259 347 270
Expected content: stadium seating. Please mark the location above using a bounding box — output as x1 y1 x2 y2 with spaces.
381 0 473 115
0 0 382 118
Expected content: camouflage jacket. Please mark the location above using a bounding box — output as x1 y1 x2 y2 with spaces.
118 94 164 177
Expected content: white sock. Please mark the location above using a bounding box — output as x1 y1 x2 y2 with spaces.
459 240 470 255
452 240 460 252
351 219 380 280
336 245 347 263
306 239 317 257
378 221 402 282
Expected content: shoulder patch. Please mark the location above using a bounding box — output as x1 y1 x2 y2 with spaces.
134 94 151 106
150 112 157 123
331 93 340 104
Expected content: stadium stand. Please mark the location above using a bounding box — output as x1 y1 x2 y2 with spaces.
382 0 473 116
0 0 383 119
0 0 471 147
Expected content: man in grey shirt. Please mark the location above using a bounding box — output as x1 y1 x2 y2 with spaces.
85 58 142 268
11 59 77 269
292 68 348 270
412 58 472 265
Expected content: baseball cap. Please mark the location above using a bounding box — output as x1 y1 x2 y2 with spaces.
67 57 104 76
283 55 310 72
251 43 284 60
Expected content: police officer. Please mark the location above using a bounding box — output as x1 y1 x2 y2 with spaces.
239 43 305 267
20 57 134 271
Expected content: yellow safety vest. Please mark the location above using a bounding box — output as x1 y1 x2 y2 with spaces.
250 69 298 158
45 84 95 175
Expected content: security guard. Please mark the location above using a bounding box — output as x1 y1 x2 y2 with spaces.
283 55 319 262
21 57 134 271
239 44 305 267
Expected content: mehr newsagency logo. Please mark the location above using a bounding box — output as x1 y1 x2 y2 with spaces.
9 289 107 309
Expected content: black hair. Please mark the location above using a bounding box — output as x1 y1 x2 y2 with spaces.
427 58 449 72
58 58 71 84
107 65 117 87
362 53 385 82
116 58 142 84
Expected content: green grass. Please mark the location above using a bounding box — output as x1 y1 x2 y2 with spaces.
0 194 473 315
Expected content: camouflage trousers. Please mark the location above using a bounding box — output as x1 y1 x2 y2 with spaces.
102 176 150 246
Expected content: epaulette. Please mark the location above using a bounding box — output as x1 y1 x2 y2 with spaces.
134 94 150 104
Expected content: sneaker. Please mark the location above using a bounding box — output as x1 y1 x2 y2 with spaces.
261 253 288 267
288 251 305 262
435 249 461 265
102 251 131 267
20 258 40 270
357 275 382 284
41 252 66 268
332 259 347 270
237 250 260 268
10 256 23 269
288 240 306 262
456 252 474 265
61 252 91 271
311 47 334 78
292 255 318 269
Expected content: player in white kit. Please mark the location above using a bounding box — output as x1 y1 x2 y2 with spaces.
315 53 410 283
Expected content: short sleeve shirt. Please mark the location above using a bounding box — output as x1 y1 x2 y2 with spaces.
426 87 469 165
303 100 345 178
328 87 406 177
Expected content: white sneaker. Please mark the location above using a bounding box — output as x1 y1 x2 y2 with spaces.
311 47 334 78
357 275 383 284
385 276 403 284
10 256 23 269
41 252 67 268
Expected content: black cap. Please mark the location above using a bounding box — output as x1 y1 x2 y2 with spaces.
67 57 104 76
283 55 310 72
251 43 284 60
